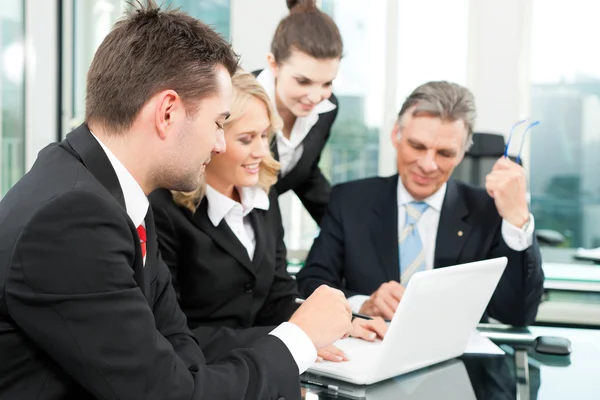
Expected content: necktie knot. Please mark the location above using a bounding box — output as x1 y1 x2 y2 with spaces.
405 201 429 225
137 225 147 258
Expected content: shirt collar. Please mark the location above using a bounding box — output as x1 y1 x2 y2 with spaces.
91 133 149 227
397 175 446 213
205 184 270 227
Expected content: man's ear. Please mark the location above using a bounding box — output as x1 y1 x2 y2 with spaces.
154 90 180 140
391 121 400 148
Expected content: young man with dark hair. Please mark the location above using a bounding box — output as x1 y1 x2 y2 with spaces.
0 2 353 399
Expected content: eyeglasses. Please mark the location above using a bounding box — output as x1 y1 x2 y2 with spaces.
504 119 541 164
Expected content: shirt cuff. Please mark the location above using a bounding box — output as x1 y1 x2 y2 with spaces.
269 322 317 374
348 295 370 314
501 213 535 252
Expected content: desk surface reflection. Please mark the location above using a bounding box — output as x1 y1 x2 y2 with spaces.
301 326 600 400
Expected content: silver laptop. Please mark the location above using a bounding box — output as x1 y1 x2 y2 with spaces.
307 257 508 385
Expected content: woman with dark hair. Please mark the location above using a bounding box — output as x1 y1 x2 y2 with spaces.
255 0 343 224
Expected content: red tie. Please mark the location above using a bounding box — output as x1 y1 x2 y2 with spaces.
137 225 147 259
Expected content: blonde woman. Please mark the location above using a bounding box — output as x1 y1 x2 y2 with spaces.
149 70 386 364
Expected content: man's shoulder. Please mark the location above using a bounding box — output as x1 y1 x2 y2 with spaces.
330 176 396 208
448 179 497 214
332 175 394 194
0 145 123 242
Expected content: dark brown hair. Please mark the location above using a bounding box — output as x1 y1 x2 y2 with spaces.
271 0 343 63
85 0 239 134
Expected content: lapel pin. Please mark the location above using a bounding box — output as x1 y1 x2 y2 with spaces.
457 230 463 237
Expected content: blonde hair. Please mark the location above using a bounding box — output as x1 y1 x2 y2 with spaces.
172 69 282 212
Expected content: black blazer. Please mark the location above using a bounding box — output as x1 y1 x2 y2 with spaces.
297 175 545 327
253 69 338 224
0 124 302 400
149 187 299 362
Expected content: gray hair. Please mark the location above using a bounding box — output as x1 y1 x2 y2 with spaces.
397 81 477 150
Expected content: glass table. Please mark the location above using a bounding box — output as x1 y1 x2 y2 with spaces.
301 326 600 399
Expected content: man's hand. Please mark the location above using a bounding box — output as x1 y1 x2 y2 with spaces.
315 317 388 362
289 285 353 350
359 281 405 320
485 157 530 228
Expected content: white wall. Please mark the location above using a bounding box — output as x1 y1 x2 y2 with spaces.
468 0 532 140
230 0 288 72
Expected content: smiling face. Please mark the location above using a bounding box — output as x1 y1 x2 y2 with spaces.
205 95 271 193
268 49 340 117
393 110 467 200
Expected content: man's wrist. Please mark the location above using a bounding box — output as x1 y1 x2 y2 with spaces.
507 211 530 229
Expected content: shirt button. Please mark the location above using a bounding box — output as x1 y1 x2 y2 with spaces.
244 283 253 293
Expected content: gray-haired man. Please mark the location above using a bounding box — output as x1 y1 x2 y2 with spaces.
297 81 544 327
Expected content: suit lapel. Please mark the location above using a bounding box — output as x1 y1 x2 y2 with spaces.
142 209 159 292
434 180 472 268
248 211 266 271
192 199 257 278
64 124 147 294
368 175 401 282
64 124 126 207
281 128 317 185
270 137 279 161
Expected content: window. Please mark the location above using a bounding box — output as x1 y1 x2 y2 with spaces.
0 1 25 196
396 0 469 103
64 0 230 134
530 0 600 249
319 0 384 185
164 0 230 40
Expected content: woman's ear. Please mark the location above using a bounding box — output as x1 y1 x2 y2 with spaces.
267 53 278 78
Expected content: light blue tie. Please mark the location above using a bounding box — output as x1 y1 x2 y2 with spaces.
399 201 429 285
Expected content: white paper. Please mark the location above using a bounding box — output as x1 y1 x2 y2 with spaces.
576 247 600 260
464 331 505 355
543 262 600 282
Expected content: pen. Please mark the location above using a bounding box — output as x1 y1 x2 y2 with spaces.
301 379 339 393
294 298 373 320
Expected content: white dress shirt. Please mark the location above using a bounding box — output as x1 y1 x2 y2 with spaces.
92 136 317 373
91 133 148 228
348 177 536 313
204 183 317 372
205 184 270 260
256 68 336 177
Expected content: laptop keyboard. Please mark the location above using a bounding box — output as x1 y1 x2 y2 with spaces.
311 338 383 375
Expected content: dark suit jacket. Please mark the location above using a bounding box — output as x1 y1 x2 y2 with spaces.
253 69 338 224
296 175 545 327
149 187 299 362
0 124 301 400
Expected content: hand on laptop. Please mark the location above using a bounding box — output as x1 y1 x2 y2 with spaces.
289 285 354 350
315 317 388 362
359 280 405 320
317 345 349 362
